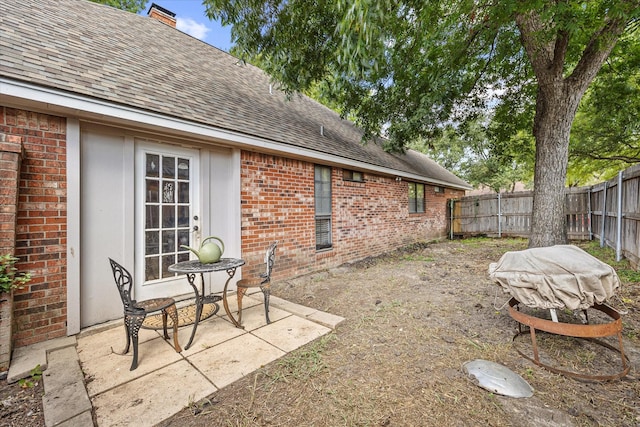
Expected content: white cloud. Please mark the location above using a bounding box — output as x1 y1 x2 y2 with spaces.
176 18 210 41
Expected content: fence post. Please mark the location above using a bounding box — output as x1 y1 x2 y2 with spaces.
600 182 607 248
616 171 623 262
497 193 502 238
587 187 592 240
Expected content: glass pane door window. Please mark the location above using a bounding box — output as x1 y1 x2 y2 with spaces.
144 153 192 282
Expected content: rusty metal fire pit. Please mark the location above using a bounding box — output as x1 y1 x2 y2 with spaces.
508 298 630 381
489 245 629 381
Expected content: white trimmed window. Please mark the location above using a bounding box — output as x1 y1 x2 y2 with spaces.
315 165 332 250
343 169 364 182
409 182 425 213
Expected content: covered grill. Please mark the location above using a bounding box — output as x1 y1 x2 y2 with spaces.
489 245 620 310
489 245 629 381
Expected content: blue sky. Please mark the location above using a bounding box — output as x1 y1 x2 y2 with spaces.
141 1 233 51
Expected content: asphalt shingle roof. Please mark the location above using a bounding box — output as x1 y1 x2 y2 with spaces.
0 0 470 189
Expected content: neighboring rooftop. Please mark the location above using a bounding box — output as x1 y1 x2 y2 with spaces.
0 0 471 190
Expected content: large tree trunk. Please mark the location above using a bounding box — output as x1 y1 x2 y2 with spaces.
528 84 581 248
515 10 626 249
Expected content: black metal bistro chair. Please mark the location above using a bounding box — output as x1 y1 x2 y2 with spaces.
108 258 182 370
236 241 277 326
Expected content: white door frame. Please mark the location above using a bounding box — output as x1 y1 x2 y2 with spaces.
134 140 201 300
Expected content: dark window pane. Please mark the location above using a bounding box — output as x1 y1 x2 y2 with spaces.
409 182 416 199
146 179 159 203
315 218 331 249
163 156 175 178
177 158 190 180
145 257 159 281
178 182 189 203
146 154 160 178
177 229 190 248
146 205 159 229
177 206 189 227
343 169 363 182
417 184 425 212
162 254 175 278
145 231 159 255
177 252 190 263
408 183 414 213
162 205 175 228
408 183 424 213
162 230 175 253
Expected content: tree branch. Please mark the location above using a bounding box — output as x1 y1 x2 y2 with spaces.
551 30 569 76
514 10 555 81
583 153 640 163
567 17 627 92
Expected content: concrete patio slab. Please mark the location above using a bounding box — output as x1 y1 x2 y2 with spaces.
7 336 76 383
91 359 215 427
236 303 292 331
269 295 318 317
77 325 160 360
187 332 286 389
307 310 346 329
79 331 184 397
178 316 246 357
251 314 331 352
42 346 92 427
55 411 94 427
8 296 345 426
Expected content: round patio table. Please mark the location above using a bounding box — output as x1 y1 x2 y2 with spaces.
169 258 245 349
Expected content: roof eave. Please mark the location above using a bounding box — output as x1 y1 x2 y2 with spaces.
0 78 472 191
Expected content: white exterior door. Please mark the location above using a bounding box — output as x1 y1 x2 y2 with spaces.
77 127 241 329
134 141 200 300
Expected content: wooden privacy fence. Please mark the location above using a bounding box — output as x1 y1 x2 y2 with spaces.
449 163 640 269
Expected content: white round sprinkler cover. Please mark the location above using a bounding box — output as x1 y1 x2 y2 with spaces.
463 359 534 398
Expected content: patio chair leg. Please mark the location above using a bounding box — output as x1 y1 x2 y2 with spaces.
123 317 132 355
237 287 248 325
131 335 139 371
261 284 271 324
166 304 182 353
161 309 170 340
129 314 144 371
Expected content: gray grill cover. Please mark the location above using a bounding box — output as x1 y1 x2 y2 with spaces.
489 245 620 310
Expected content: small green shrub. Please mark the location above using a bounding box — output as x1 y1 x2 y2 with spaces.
0 254 31 293
18 364 42 388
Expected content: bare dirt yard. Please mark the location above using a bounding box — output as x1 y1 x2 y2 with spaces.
159 238 640 427
1 238 638 427
0 375 43 427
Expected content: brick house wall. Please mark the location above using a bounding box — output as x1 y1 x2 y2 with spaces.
0 106 462 351
239 151 464 280
0 107 68 347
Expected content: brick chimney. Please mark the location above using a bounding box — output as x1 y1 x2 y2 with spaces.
148 3 176 28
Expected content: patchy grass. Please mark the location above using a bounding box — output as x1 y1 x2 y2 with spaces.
579 240 640 283
159 239 640 427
